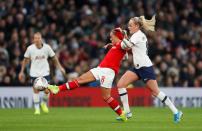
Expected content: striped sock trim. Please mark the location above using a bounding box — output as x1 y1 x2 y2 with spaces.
106 97 114 103
119 92 127 96
66 83 70 90
74 80 80 87
162 96 167 103
114 105 120 111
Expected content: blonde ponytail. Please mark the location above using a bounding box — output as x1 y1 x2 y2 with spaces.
139 15 156 31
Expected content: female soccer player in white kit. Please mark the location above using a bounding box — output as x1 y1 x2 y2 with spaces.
19 32 66 115
117 15 183 123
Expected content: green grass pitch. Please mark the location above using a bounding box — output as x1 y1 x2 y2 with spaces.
0 107 201 131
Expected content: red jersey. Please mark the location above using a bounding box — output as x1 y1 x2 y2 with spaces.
99 42 126 74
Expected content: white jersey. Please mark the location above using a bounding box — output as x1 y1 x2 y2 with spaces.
24 43 55 77
130 30 153 69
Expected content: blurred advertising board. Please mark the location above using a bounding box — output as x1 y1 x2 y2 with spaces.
153 88 202 107
0 87 152 108
0 87 201 108
49 87 152 107
0 87 43 108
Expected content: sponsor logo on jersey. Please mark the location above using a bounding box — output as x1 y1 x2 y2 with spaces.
35 55 45 60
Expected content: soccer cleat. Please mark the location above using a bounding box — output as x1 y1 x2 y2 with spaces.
174 111 183 123
116 112 132 121
117 112 128 122
41 102 49 113
34 109 40 115
48 85 59 94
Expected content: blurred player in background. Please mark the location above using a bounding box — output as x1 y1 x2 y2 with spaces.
116 15 183 123
48 28 129 121
18 32 66 115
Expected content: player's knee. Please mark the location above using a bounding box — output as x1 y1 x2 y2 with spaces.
33 87 40 93
44 89 50 94
151 90 159 97
102 94 111 101
117 81 126 88
75 77 83 83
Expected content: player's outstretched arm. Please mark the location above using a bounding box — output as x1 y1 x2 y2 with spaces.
18 57 30 81
103 43 113 49
121 38 135 50
51 56 66 77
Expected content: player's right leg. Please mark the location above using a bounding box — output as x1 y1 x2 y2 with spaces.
31 77 40 115
48 71 96 94
116 70 139 120
41 89 49 113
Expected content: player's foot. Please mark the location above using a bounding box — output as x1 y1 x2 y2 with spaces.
116 112 132 121
48 85 59 94
41 102 49 113
34 109 40 115
117 112 128 122
174 111 183 123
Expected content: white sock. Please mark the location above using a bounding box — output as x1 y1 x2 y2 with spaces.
157 91 178 114
42 93 49 105
33 93 40 110
118 88 130 113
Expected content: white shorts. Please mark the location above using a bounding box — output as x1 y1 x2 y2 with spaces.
90 67 115 88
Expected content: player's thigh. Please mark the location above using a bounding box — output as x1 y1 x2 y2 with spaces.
146 80 160 96
77 71 96 84
31 77 40 93
32 87 40 93
99 68 115 88
117 70 139 88
101 87 111 100
31 76 50 93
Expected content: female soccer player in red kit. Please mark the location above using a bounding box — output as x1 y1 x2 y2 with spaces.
48 28 128 121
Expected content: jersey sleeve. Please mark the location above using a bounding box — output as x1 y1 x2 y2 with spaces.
129 34 139 45
120 38 135 49
47 45 55 57
116 42 122 49
24 47 31 58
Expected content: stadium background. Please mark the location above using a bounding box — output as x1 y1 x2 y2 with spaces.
0 0 202 106
0 0 201 87
0 0 202 131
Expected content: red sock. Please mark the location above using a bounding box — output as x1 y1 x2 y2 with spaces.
59 80 80 91
105 97 123 116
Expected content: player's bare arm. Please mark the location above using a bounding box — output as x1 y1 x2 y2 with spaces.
51 56 66 77
18 57 30 81
103 43 113 49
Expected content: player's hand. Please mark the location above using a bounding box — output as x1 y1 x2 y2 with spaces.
122 30 128 39
123 52 129 60
116 27 128 39
103 43 113 49
18 72 25 81
60 67 67 78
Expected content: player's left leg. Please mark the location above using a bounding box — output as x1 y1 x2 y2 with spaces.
101 87 127 122
41 76 51 113
117 70 139 119
41 89 49 113
146 80 183 123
